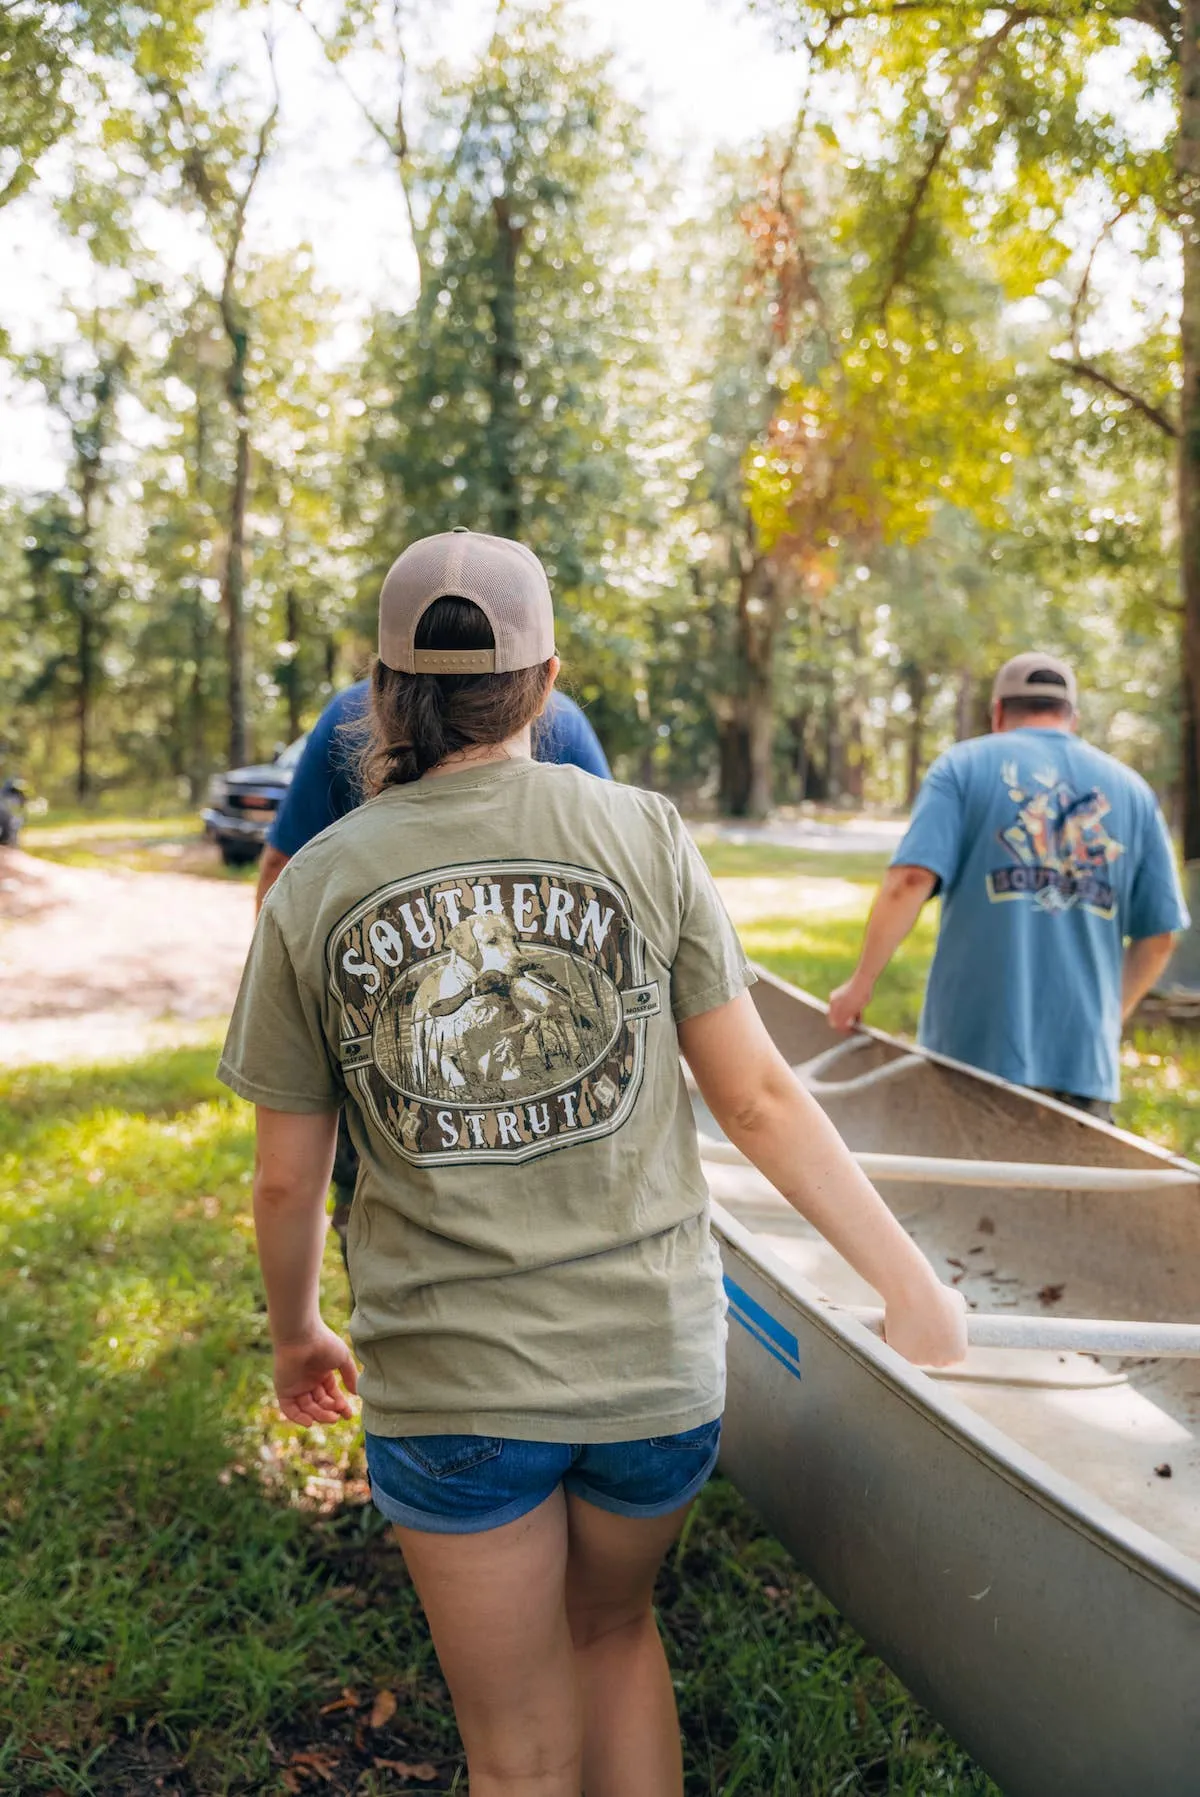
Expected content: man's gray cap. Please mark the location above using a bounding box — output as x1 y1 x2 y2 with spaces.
992 652 1078 709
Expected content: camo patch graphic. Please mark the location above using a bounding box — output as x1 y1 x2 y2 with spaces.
987 761 1124 917
327 861 661 1164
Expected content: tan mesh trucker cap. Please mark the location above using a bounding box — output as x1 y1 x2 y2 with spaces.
991 652 1078 709
378 528 555 674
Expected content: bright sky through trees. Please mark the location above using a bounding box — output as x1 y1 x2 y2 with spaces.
0 0 806 490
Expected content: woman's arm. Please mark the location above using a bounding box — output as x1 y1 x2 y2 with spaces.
678 992 966 1366
254 1106 358 1425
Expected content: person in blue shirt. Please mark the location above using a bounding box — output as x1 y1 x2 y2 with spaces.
259 679 610 879
255 676 611 1246
828 653 1189 1119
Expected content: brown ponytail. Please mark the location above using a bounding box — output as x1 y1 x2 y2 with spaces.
354 596 551 796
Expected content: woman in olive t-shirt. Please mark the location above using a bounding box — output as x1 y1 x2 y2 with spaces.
220 530 965 1797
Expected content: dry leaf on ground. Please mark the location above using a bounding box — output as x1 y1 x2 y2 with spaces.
369 1688 398 1728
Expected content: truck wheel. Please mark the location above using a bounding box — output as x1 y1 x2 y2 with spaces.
220 842 260 868
0 803 17 848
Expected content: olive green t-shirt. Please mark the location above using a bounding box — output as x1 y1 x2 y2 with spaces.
218 758 754 1442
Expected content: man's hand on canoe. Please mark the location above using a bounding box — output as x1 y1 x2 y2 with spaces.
828 972 874 1033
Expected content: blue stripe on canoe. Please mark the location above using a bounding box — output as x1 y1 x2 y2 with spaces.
724 1275 802 1380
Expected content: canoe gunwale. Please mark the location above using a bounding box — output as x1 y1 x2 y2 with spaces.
750 961 1200 1180
713 1200 1200 1609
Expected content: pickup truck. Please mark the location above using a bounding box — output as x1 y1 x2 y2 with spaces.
200 737 306 866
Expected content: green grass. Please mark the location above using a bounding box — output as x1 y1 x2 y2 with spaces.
21 816 259 883
4 816 1194 1793
22 814 202 844
694 840 890 885
738 905 939 1041
0 1045 999 1795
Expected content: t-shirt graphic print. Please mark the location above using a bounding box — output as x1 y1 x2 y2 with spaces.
987 758 1124 917
328 860 662 1165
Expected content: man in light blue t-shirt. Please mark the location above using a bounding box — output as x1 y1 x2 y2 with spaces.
828 653 1189 1118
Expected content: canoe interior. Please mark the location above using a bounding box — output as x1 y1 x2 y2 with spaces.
700 970 1200 1567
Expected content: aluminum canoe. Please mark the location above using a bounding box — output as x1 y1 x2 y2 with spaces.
702 966 1200 1797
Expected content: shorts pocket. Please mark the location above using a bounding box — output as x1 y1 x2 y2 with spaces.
648 1419 722 1454
392 1434 504 1479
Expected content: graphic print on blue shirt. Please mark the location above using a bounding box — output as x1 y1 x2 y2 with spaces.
986 759 1124 918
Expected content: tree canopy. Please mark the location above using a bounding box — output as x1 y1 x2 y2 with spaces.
0 0 1188 832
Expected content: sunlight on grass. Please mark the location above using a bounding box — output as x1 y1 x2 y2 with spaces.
693 839 889 885
0 1044 998 1795
737 903 939 1040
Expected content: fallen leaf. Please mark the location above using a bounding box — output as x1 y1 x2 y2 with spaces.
318 1686 360 1715
1037 1283 1065 1306
287 1749 339 1782
946 1257 966 1271
977 1216 995 1235
373 1761 438 1782
1155 1462 1173 1479
369 1688 398 1728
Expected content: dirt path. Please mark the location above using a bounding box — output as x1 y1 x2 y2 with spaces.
0 845 861 1069
0 849 255 1066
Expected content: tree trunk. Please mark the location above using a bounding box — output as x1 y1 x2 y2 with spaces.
222 315 251 769
489 195 522 539
905 663 927 807
187 599 206 804
718 716 752 816
813 690 836 802
955 668 973 741
746 677 774 817
790 712 809 804
284 587 302 740
1178 0 1200 859
75 457 99 804
721 558 777 819
76 605 93 802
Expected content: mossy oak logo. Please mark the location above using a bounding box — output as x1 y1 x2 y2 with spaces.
327 861 661 1164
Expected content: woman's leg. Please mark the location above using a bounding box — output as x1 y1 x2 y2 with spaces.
564 1494 690 1797
392 1490 582 1797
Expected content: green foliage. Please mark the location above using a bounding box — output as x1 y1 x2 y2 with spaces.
744 0 1186 812
0 2 215 211
356 2 668 759
0 0 1189 815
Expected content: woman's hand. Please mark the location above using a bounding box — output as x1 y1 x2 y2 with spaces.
273 1323 359 1427
882 1279 968 1368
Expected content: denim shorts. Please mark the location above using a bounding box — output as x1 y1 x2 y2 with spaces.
365 1418 722 1535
